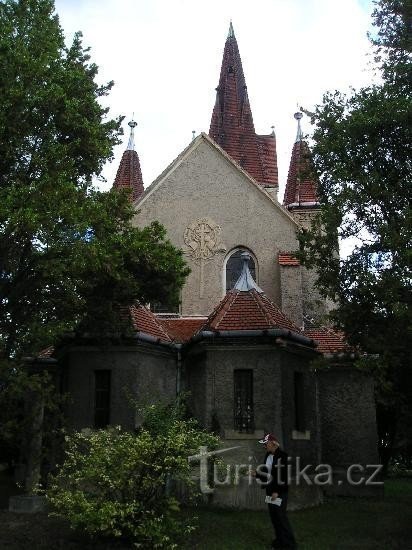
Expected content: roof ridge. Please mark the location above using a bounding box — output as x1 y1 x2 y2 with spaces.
250 290 273 327
210 291 239 330
130 304 172 342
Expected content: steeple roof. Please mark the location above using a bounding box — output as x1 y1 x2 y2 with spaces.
113 119 144 202
202 288 301 333
209 23 278 189
283 112 318 208
201 255 300 334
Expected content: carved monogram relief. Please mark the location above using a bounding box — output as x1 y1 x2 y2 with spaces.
183 217 226 297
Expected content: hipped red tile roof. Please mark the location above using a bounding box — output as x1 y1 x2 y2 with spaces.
278 252 300 266
304 327 353 354
129 305 172 343
202 289 301 334
283 139 318 207
113 149 144 202
158 318 207 343
209 25 278 188
37 345 54 358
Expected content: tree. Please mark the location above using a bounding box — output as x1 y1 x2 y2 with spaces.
298 0 412 472
47 400 220 549
0 0 189 470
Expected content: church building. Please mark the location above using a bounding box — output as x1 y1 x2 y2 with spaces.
56 23 380 508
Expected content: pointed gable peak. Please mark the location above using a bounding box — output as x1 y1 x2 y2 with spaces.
113 118 144 202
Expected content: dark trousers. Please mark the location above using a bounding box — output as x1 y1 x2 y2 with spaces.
267 494 296 548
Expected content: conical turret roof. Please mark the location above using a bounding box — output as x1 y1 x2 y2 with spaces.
283 112 318 208
113 119 144 202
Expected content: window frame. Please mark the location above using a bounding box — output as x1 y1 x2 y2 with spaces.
223 247 258 295
233 368 254 433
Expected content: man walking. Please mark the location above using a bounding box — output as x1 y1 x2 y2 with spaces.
253 433 297 549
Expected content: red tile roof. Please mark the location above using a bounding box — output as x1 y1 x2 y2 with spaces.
209 25 278 188
283 139 318 207
278 252 300 266
202 289 301 333
37 345 54 358
113 149 144 202
158 318 206 343
129 305 172 343
304 327 353 354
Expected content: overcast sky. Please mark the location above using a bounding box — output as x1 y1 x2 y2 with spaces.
55 0 376 200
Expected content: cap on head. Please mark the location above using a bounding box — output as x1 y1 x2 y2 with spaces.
258 433 279 444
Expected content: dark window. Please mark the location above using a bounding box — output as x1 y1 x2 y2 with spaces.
94 370 111 428
226 249 256 291
294 372 305 431
234 369 254 433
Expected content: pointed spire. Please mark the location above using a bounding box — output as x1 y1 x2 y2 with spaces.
283 112 318 208
127 119 137 150
234 252 263 293
209 25 278 189
113 118 144 202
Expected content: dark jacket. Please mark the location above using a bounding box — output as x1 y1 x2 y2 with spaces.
256 447 289 496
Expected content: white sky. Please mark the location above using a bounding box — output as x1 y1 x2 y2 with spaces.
55 0 376 200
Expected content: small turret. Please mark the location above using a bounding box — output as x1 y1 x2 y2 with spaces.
113 119 144 202
283 112 318 213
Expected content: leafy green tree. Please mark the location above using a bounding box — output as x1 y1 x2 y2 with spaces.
299 0 411 471
47 400 220 549
0 0 189 470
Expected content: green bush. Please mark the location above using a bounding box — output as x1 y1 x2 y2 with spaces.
46 401 219 549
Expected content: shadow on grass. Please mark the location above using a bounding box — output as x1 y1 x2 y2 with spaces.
0 477 411 549
185 478 412 549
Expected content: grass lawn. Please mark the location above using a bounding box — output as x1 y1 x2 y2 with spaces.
186 478 412 549
0 477 411 549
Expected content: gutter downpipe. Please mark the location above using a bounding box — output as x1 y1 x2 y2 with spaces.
176 344 183 396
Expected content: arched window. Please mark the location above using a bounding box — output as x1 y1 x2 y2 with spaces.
225 248 257 292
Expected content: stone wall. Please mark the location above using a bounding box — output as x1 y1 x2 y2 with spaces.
134 137 299 316
63 343 177 431
279 265 303 327
317 365 379 467
280 349 321 466
290 207 334 325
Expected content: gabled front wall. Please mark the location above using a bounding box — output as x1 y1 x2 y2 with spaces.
134 138 299 316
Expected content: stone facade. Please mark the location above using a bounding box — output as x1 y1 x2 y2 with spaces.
135 135 315 325
63 343 176 431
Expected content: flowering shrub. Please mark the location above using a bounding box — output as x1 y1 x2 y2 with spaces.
47 401 219 548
